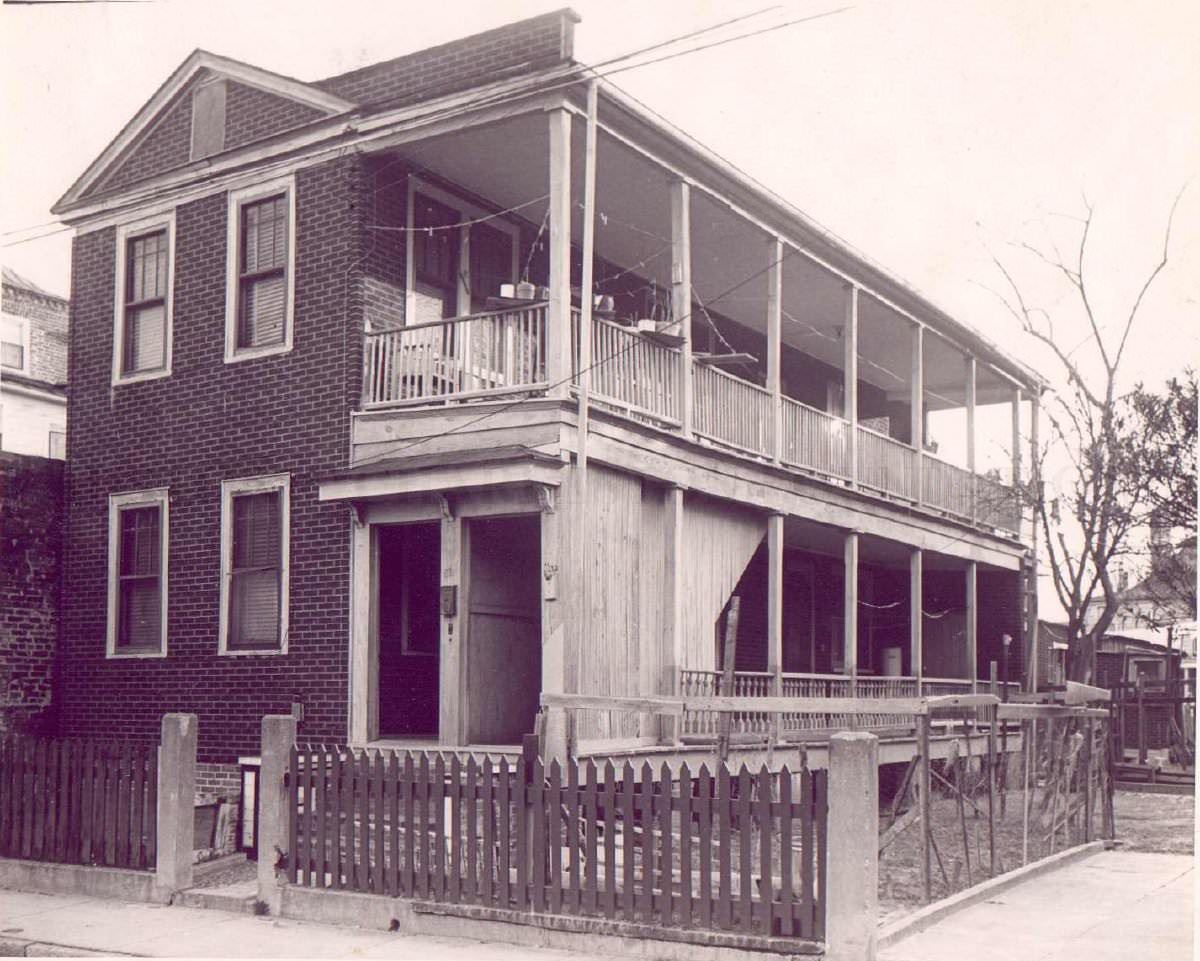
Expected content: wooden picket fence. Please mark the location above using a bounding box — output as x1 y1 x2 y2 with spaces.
0 735 158 870
286 747 827 941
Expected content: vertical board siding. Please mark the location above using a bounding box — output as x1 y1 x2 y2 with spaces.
680 495 766 674
287 746 827 943
0 735 157 870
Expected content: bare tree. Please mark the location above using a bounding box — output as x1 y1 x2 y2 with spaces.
985 194 1184 684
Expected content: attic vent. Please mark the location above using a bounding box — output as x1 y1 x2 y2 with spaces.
191 79 227 161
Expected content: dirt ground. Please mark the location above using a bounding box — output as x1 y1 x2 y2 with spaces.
1112 789 1195 855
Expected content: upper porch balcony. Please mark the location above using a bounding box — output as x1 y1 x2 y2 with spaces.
350 88 1037 541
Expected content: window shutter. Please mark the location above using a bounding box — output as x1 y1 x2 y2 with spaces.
190 80 227 162
240 275 286 347
126 304 166 372
229 491 282 648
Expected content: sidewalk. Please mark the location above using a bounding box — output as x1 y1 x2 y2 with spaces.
881 850 1195 961
0 889 619 959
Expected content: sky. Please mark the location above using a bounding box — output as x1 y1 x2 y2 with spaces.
3 0 1198 613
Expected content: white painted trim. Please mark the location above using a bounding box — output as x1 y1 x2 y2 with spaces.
318 461 563 503
218 472 291 656
57 49 354 210
404 177 522 324
106 488 170 659
0 311 32 375
112 211 176 386
0 381 67 404
224 175 297 364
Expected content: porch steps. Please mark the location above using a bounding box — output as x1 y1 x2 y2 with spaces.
177 856 259 913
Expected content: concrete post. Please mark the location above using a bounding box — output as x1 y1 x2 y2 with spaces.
258 714 298 913
155 713 197 897
826 731 879 961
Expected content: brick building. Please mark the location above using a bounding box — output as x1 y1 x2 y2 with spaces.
1 267 68 460
51 9 1043 796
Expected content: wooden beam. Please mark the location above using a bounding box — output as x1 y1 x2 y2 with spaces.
766 236 784 463
966 560 978 693
767 513 784 694
577 80 598 486
910 547 923 682
844 530 859 693
912 323 924 504
547 107 573 396
670 179 693 436
439 514 464 745
540 692 685 717
664 485 685 695
844 285 859 487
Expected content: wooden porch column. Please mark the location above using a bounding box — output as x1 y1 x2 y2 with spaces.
910 547 923 684
966 560 978 692
911 322 924 504
670 179 693 436
844 285 859 488
439 513 464 745
1027 391 1041 692
577 81 599 484
767 513 785 694
546 107 573 397
1011 387 1023 528
966 354 977 519
664 485 685 695
843 530 859 694
540 487 568 762
766 237 784 463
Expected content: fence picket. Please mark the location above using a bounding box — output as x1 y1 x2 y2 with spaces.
103 744 118 867
116 744 131 867
548 760 563 914
583 761 598 916
449 755 462 903
639 763 653 921
815 771 828 941
402 754 415 898
33 739 47 860
756 765 773 935
717 765 732 929
44 740 60 862
800 765 814 936
480 758 494 907
331 748 345 889
372 751 385 896
497 759 510 908
603 762 617 919
779 768 794 937
129 743 145 869
356 751 370 892
658 762 673 926
464 757 477 904
621 763 636 922
79 740 93 864
514 760 528 910
386 752 400 897
314 748 328 888
433 754 446 900
288 746 300 884
678 763 693 929
698 765 713 929
416 755 430 900
565 758 580 915
738 767 753 931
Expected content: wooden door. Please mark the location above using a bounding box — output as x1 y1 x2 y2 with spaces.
465 514 542 744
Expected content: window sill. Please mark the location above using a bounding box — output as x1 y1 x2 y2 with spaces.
106 648 168 660
112 367 171 387
218 645 288 657
224 341 291 365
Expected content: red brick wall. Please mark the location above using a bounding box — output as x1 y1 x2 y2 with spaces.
98 82 197 194
58 154 367 763
316 9 575 107
2 282 69 385
0 452 63 736
223 81 328 151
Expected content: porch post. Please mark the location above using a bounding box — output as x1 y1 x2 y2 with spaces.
844 285 859 488
671 179 693 436
546 106 573 397
966 354 977 520
664 485 685 694
767 513 785 694
1011 387 1022 528
844 530 859 695
966 560 978 692
911 322 924 504
349 513 374 745
439 512 464 745
1027 391 1041 693
766 236 784 463
910 547 923 686
540 486 569 762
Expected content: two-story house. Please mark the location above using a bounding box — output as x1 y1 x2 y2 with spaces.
51 9 1043 789
1 267 68 460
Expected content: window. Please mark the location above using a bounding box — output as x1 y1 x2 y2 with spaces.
107 489 169 657
225 178 295 362
1 314 29 372
413 193 460 293
220 474 289 654
48 430 66 460
113 214 174 384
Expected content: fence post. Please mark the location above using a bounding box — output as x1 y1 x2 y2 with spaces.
258 714 298 914
826 731 878 961
155 713 197 897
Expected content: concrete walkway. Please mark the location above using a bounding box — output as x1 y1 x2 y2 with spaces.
0 889 619 959
881 850 1195 961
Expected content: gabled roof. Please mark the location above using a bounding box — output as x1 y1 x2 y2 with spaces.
2 266 67 303
53 49 356 213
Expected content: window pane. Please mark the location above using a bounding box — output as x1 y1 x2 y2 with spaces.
242 196 287 273
124 303 166 373
232 491 280 568
126 230 168 303
229 569 280 648
119 578 161 649
238 274 286 348
1 341 23 370
120 506 160 576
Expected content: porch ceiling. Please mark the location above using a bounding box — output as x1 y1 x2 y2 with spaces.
783 515 1003 572
385 113 932 397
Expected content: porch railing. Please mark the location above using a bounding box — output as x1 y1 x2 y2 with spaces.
362 304 548 407
692 363 773 457
857 426 917 501
921 454 974 520
573 311 682 426
781 397 852 480
975 471 1021 534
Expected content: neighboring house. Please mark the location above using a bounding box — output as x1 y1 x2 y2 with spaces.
0 267 68 459
49 9 1044 791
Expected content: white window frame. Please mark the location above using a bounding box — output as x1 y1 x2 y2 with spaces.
404 177 521 323
225 176 297 363
1 312 32 374
112 212 176 386
106 488 170 659
219 473 291 656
